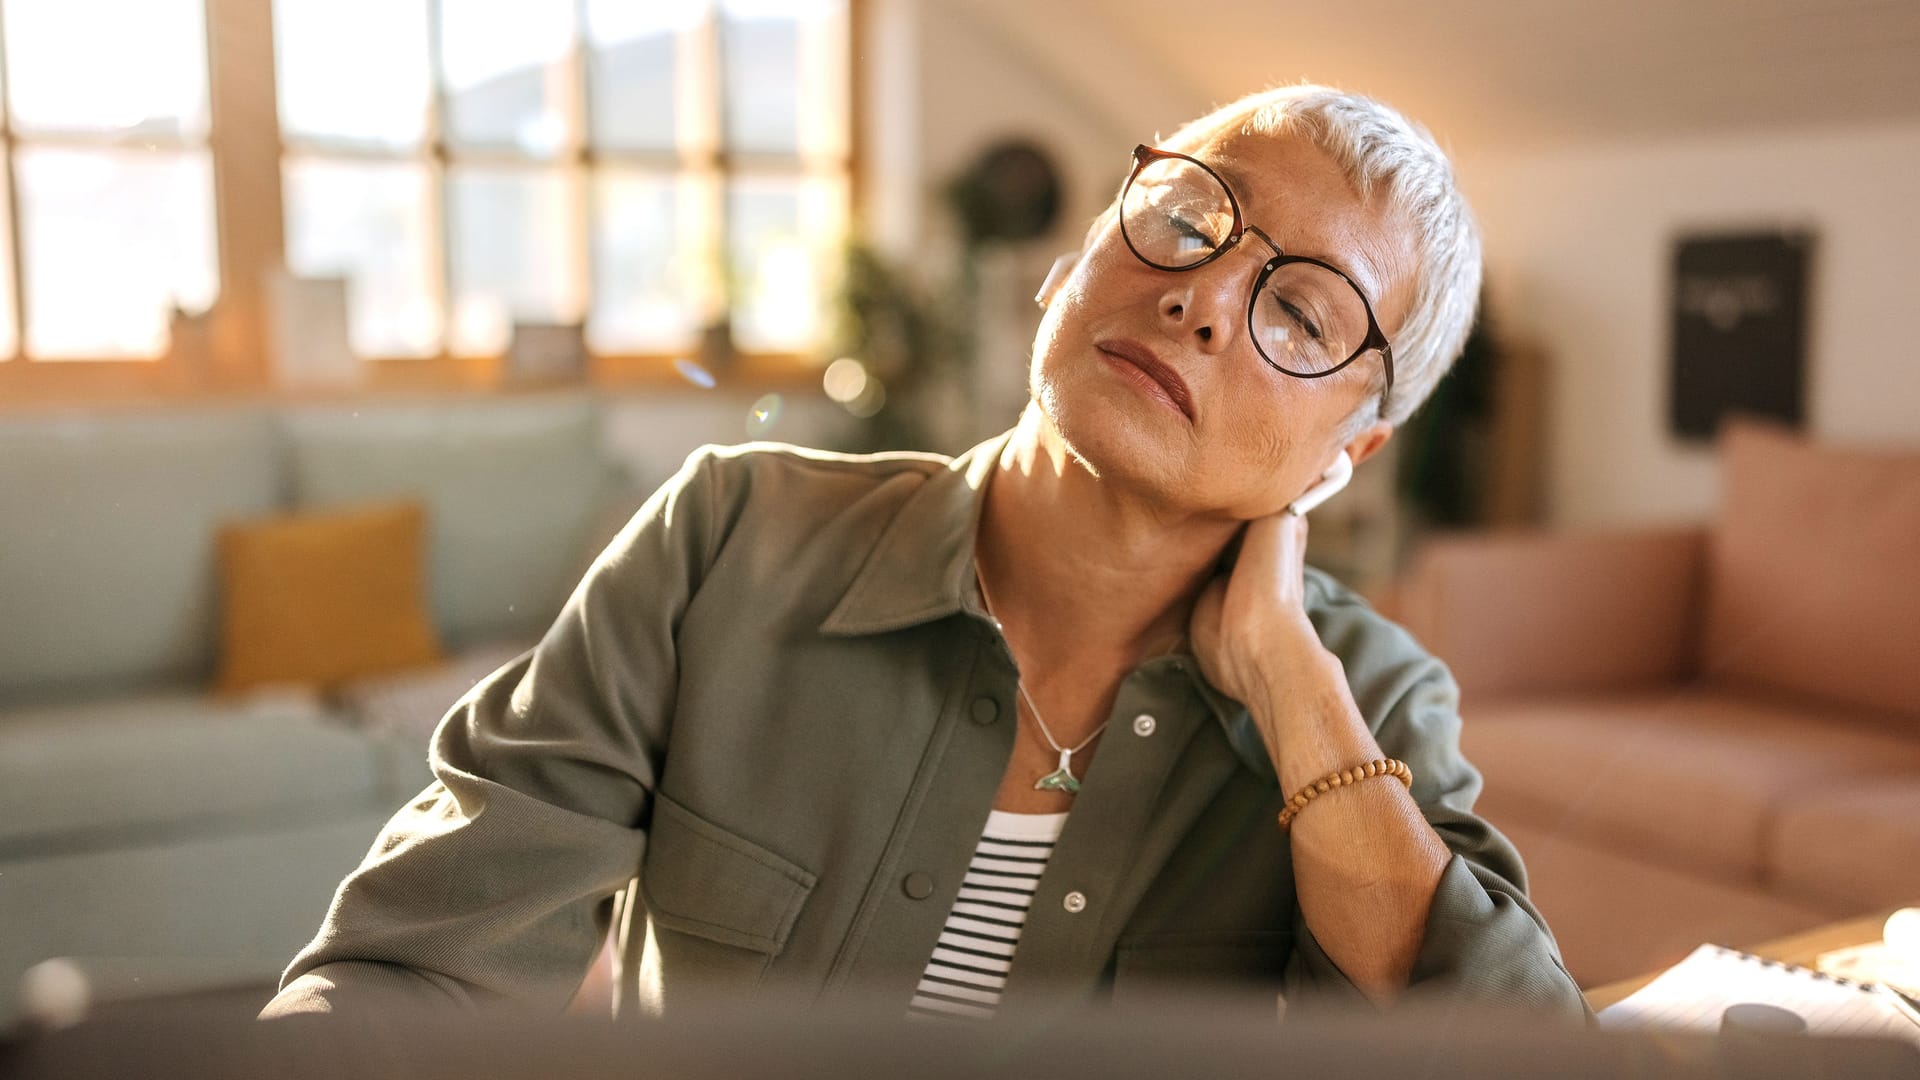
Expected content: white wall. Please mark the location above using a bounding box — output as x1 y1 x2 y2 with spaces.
865 0 1205 258
1460 122 1920 527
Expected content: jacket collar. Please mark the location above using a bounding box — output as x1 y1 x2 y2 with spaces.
817 429 1275 784
817 430 1008 638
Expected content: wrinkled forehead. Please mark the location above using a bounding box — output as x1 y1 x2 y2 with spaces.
1168 121 1347 204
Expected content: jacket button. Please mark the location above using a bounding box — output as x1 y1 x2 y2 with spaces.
970 697 999 725
1062 890 1087 913
1132 713 1157 737
902 872 935 899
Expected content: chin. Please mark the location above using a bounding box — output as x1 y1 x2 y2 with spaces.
1035 368 1188 490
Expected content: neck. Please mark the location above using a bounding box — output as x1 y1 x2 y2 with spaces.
975 405 1242 675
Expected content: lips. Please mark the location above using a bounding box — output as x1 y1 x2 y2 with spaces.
1095 338 1194 420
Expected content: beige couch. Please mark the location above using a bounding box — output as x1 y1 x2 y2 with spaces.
1395 420 1920 987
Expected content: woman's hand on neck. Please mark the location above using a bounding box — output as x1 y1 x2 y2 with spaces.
976 406 1242 672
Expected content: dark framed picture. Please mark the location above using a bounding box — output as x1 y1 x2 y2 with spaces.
1669 231 1812 440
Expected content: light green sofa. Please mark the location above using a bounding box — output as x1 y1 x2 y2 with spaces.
0 393 634 1026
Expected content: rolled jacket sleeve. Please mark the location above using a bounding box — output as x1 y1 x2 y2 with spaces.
261 449 724 1019
1281 588 1590 1020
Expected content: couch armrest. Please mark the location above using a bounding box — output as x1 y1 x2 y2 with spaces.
1396 525 1708 699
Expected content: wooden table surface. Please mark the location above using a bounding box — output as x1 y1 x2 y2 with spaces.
1583 904 1910 1011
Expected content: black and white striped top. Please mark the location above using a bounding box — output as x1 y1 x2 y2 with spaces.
907 809 1066 1021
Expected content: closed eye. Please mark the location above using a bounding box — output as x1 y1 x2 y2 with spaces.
1170 214 1217 249
1277 296 1324 341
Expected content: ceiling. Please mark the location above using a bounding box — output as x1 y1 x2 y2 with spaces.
972 0 1920 155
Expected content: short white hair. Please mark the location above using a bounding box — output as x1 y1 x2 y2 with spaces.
1160 84 1481 430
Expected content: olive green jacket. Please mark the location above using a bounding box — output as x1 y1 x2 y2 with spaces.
262 432 1586 1021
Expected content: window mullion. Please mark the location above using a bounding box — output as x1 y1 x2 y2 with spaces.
845 0 864 236
0 3 26 363
204 0 286 387
424 0 453 359
702 3 728 335
710 4 729 334
569 0 591 340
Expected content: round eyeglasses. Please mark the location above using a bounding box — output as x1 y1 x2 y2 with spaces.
1118 144 1394 410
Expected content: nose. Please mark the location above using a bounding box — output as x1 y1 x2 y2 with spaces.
1159 289 1213 344
1156 258 1245 355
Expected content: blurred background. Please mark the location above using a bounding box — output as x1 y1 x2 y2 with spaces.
1 0 1917 1030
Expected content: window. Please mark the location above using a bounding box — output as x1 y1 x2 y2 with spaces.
0 0 851 394
275 0 851 365
0 0 219 361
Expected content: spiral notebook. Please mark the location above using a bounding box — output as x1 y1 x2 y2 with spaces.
1598 944 1920 1046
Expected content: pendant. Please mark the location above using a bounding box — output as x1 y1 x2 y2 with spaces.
1034 748 1081 794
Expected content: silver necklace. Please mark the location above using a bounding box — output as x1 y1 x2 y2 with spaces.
973 558 1108 795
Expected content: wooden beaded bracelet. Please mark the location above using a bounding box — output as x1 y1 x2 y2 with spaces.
1275 758 1413 832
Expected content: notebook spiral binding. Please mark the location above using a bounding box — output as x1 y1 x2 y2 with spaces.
1713 945 1870 991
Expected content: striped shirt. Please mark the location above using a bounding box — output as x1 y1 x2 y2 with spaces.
906 808 1066 1021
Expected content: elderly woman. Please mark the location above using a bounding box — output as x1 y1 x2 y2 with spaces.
263 84 1584 1023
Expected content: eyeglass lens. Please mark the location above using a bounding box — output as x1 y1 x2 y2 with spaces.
1121 155 1371 377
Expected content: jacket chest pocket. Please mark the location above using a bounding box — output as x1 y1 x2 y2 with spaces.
1110 929 1294 1014
638 790 818 1002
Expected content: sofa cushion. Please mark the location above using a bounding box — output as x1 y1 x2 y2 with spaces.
0 811 395 1028
1395 526 1707 698
281 395 613 646
1704 421 1920 726
1463 685 1920 882
214 500 445 694
334 638 532 747
0 692 391 856
0 409 280 700
1768 781 1920 914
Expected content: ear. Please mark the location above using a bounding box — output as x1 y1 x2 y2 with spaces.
1340 420 1394 469
1034 251 1081 310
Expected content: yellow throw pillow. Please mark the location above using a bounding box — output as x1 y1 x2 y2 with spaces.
215 499 445 696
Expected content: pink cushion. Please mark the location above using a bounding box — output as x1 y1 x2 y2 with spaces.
1463 686 1920 881
1397 527 1707 699
1704 421 1920 725
1768 780 1920 914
